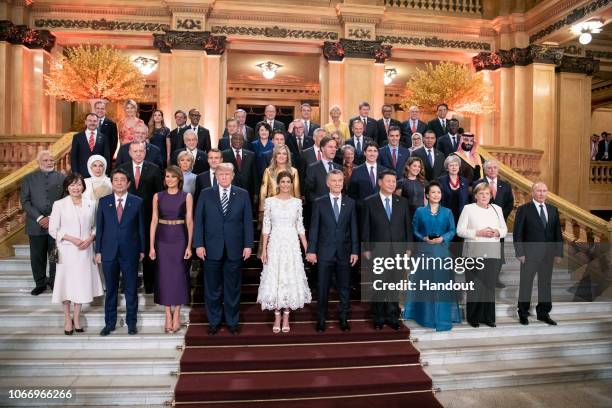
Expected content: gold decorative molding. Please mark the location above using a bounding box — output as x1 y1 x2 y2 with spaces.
227 82 319 100
29 4 172 17
210 25 338 41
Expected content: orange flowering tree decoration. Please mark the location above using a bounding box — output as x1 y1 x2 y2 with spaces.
45 45 145 102
401 61 495 116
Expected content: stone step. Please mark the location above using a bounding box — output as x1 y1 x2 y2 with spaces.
0 350 180 377
0 291 169 308
0 375 175 406
491 301 612 316
427 354 612 391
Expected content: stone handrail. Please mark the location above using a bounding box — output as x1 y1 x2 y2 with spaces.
480 145 543 181
0 134 64 174
384 0 483 15
0 132 74 243
590 161 612 185
479 146 612 243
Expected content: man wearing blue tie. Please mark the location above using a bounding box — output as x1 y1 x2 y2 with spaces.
194 163 254 335
378 126 410 174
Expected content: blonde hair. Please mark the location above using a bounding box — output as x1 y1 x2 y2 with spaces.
124 99 138 113
177 150 194 171
269 145 292 176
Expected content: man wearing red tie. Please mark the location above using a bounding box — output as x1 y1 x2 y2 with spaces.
376 104 403 146
401 105 428 147
70 113 111 177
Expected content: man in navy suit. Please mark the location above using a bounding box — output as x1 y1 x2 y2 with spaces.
95 168 145 336
194 163 254 335
263 104 286 133
377 126 410 175
513 182 563 326
171 129 208 174
375 104 403 146
412 130 446 181
345 121 373 166
437 118 461 158
94 101 118 161
348 141 385 206
194 148 223 205
219 118 253 152
305 136 342 203
307 170 359 332
295 103 320 138
115 123 163 169
186 108 212 153
427 103 450 139
401 105 428 147
348 101 378 141
71 113 111 177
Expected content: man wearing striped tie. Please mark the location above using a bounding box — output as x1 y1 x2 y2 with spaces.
70 113 111 178
194 163 254 336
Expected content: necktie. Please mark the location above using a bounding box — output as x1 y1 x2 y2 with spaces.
297 136 303 150
362 117 367 126
89 131 95 152
490 180 497 199
235 150 242 169
192 126 197 133
99 118 104 128
384 197 391 221
356 138 362 155
328 161 333 173
116 198 124 223
441 119 446 134
304 120 309 135
317 149 322 161
135 165 141 189
221 189 229 215
385 120 389 135
392 148 397 169
451 136 457 150
411 121 416 133
212 171 217 187
369 166 375 188
427 149 433 167
333 197 340 222
539 204 547 226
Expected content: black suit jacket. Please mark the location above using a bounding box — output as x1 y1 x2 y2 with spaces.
305 160 342 202
472 178 514 220
171 148 208 175
298 146 319 193
413 147 446 181
427 118 448 139
116 143 163 170
401 119 428 147
348 163 385 203
596 139 611 160
303 122 320 138
286 134 314 156
185 125 211 152
345 136 374 166
222 148 259 199
70 130 111 177
348 116 378 141
222 125 255 142
361 193 413 252
437 133 460 158
118 161 164 224
513 201 563 261
194 170 216 204
218 137 252 152
375 118 403 146
263 120 286 134
99 118 118 159
168 126 188 155
307 194 359 260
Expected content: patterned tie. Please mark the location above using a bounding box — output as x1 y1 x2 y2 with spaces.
89 131 95 152
235 150 242 169
304 120 309 136
369 166 376 188
328 161 333 173
135 165 141 189
221 189 229 216
411 121 416 133
427 149 433 167
356 138 362 155
317 149 322 161
392 148 397 169
362 117 367 126
385 197 391 221
539 204 547 227
333 197 340 222
490 180 497 199
116 198 124 223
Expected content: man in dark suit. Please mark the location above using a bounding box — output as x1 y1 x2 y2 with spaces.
95 168 145 336
349 141 385 205
299 128 326 193
345 120 373 166
94 101 118 161
596 132 611 161
307 170 359 332
71 113 111 177
348 101 378 141
170 129 208 174
437 118 461 158
305 136 342 203
20 151 65 295
168 110 188 155
427 103 449 139
513 182 563 326
186 108 212 152
401 105 428 147
361 169 413 330
194 148 223 205
194 163 254 335
116 123 163 169
222 133 259 202
117 142 164 294
234 108 256 142
378 126 410 175
219 118 253 151
286 119 314 156
412 130 445 181
473 160 515 288
295 102 319 138
263 104 286 133
376 104 403 146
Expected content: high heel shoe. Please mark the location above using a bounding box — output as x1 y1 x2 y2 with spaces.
272 311 281 333
64 318 73 335
282 311 290 333
73 319 84 333
172 320 181 333
164 315 173 334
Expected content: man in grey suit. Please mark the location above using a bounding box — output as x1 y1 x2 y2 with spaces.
20 151 65 295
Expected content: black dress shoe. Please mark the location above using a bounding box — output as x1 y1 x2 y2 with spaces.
31 286 46 296
484 321 496 328
228 326 240 335
316 322 326 332
207 325 219 335
468 321 480 328
537 316 557 326
519 316 529 325
128 327 138 335
339 319 351 332
495 280 506 288
373 323 384 330
64 329 73 336
388 322 401 331
99 327 114 336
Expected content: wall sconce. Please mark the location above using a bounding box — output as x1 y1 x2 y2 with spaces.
571 19 603 45
132 56 158 75
256 61 282 80
384 67 397 85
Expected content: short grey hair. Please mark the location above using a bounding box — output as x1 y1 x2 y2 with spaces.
483 160 498 170
36 150 53 161
183 129 197 142
326 168 344 180
444 154 462 170
177 150 194 165
313 128 327 140
341 144 355 154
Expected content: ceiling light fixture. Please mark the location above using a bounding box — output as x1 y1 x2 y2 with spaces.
571 19 603 45
132 56 158 75
384 67 397 86
256 61 282 80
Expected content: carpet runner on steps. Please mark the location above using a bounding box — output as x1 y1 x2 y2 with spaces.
173 256 441 407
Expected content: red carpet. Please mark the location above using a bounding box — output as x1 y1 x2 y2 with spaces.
174 256 442 407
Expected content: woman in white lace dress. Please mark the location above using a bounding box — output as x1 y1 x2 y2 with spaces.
257 170 311 333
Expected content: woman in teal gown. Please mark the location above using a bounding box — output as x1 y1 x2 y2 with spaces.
403 181 462 331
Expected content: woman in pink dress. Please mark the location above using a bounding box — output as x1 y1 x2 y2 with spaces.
118 99 145 146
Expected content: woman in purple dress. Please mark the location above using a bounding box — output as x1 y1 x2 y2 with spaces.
149 165 193 333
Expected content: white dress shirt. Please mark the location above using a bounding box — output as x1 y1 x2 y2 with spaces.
533 199 548 222
210 170 216 186
379 192 393 212
425 148 435 166
132 162 143 177
329 193 342 209
366 162 377 180
114 192 128 208
219 185 232 200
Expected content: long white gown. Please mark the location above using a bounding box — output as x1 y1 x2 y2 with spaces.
48 196 103 304
257 196 312 311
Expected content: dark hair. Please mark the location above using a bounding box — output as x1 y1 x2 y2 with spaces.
174 110 186 118
363 141 379 152
378 169 397 181
319 135 337 149
359 101 371 109
164 165 184 190
425 181 442 197
272 130 286 139
207 148 222 156
276 170 294 185
457 127 465 135
424 130 436 137
111 167 130 182
403 157 426 182
437 103 449 110
62 172 86 197
382 104 393 110
388 125 401 135
255 121 272 136
85 112 98 121
448 118 459 125
226 117 238 126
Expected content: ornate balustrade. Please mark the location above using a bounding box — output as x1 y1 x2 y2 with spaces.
480 147 612 243
480 145 543 181
0 133 73 244
590 161 612 185
0 134 64 174
384 0 483 15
